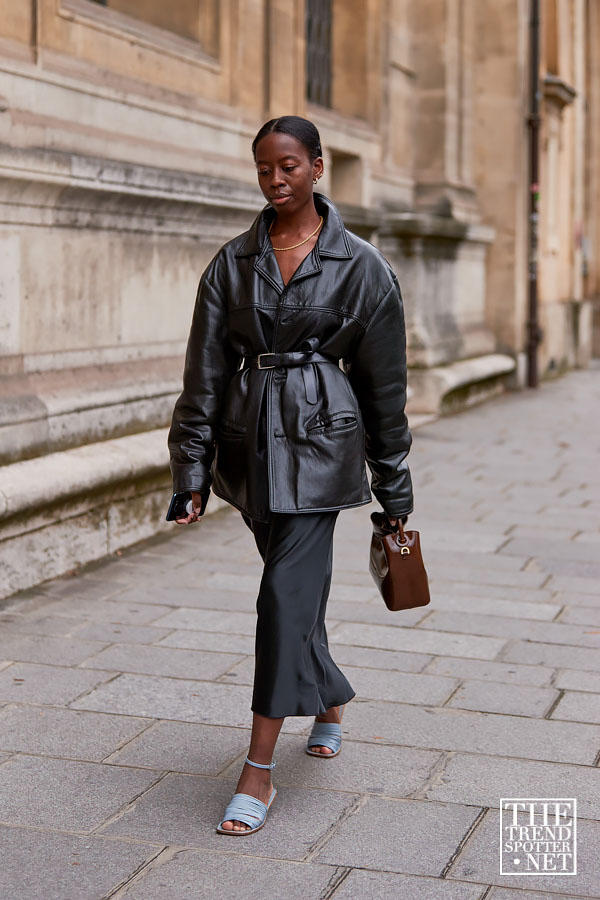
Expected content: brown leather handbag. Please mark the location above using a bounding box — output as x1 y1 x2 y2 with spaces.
369 512 431 611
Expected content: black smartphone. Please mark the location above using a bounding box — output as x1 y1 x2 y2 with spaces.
165 491 208 522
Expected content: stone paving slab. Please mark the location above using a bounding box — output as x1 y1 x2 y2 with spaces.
419 611 600 649
69 672 309 733
0 826 159 900
0 612 90 637
554 668 600 692
101 772 356 861
423 751 600 820
341 699 600 763
448 809 600 897
331 622 507 659
332 869 485 900
501 641 600 672
423 656 556 687
0 704 152 761
78 642 244 681
73 622 175 643
0 662 118 705
221 732 442 798
118 853 343 900
0 754 160 831
107 721 252 775
444 680 558 717
315 796 482 875
424 593 562 620
550 690 600 724
0 633 110 667
34 596 175 625
155 628 255 655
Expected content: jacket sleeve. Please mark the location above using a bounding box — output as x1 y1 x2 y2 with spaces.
168 260 241 495
344 274 414 517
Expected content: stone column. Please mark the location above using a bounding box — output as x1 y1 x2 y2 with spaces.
411 0 479 221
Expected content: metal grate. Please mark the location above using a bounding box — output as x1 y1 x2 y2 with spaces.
305 0 332 107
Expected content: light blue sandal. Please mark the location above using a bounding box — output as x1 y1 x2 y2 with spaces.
306 704 345 758
216 756 277 836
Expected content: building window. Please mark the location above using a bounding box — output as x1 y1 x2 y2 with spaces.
306 0 332 107
86 0 206 44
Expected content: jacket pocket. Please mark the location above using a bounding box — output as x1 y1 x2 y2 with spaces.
219 417 247 439
306 410 359 436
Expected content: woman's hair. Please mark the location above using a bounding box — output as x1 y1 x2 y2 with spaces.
252 116 322 161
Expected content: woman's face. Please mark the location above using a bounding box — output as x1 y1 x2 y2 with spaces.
254 132 323 215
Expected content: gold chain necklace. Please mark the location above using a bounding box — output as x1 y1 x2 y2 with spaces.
268 216 323 251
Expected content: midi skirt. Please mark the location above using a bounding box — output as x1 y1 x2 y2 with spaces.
241 510 356 719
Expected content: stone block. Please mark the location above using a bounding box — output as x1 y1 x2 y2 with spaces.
121 851 338 900
331 644 432 672
39 596 174 625
156 629 255 655
502 641 600 673
332 869 484 900
69 672 308 734
421 610 600 649
0 662 116 705
221 732 442 798
0 826 156 900
0 633 108 667
150 608 257 635
554 668 600 693
341 699 600 763
0 705 150 761
111 584 257 612
0 612 89 637
108 721 251 775
550 691 600 724
548 575 600 596
428 564 548 589
101 772 356 860
424 752 600 820
72 622 173 643
448 809 600 897
445 680 558 717
332 622 507 659
0 755 159 831
558 605 600 626
431 580 555 605
424 656 555 687
427 593 560 621
315 796 482 874
79 642 243 680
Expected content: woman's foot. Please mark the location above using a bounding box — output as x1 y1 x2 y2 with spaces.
310 704 344 755
219 761 274 833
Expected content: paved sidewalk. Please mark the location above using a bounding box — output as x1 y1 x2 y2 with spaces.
1 367 599 900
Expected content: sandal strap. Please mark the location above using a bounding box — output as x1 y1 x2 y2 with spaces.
307 721 342 754
219 792 268 830
245 756 276 770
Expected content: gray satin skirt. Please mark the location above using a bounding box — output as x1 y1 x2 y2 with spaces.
241 510 356 719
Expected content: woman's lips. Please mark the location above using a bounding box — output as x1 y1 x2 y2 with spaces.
271 195 291 205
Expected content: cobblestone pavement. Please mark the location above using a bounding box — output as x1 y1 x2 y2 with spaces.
1 367 599 900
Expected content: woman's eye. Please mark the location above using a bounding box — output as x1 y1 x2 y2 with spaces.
284 166 296 172
258 170 269 177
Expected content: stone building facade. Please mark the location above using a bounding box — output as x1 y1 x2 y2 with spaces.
0 0 598 596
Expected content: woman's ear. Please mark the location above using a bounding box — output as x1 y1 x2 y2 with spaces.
312 157 324 183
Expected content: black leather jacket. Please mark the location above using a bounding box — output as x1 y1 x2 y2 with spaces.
168 193 413 522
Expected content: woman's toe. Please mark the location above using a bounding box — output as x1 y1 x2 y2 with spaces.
221 820 233 831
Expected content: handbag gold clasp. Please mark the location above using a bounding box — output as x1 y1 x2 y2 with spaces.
400 546 410 556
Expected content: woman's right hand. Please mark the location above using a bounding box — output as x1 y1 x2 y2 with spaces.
175 491 206 525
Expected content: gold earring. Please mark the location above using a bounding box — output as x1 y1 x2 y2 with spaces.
313 178 318 184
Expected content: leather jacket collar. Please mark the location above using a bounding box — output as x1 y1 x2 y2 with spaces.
234 192 353 260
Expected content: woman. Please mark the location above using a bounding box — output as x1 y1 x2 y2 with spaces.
168 115 413 835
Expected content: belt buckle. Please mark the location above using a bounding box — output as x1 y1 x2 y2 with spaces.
257 353 276 370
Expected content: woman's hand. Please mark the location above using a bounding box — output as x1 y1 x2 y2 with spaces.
175 491 206 525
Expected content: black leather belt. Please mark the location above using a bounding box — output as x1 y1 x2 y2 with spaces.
243 351 339 370
241 349 339 404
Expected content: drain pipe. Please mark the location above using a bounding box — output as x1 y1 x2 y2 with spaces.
526 0 542 387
